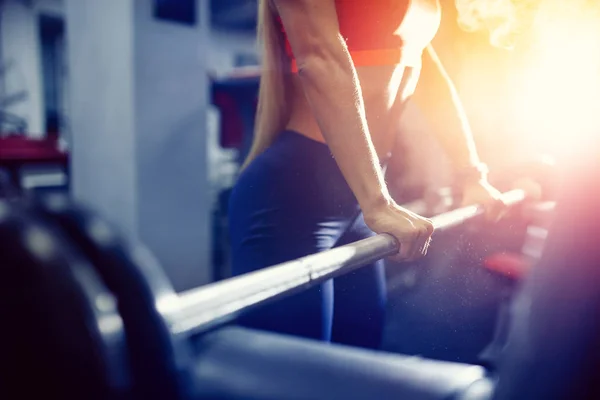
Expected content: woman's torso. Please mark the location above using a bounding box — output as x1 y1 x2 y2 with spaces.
284 0 441 157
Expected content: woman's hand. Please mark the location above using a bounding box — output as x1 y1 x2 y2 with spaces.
364 200 435 262
460 179 508 221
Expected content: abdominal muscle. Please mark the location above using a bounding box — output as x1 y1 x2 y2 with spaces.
285 62 421 160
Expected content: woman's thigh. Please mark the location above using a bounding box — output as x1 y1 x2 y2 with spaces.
230 229 335 341
228 171 345 340
228 131 363 341
332 214 387 350
229 188 385 345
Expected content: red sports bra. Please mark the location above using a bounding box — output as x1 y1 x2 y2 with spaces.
280 0 441 73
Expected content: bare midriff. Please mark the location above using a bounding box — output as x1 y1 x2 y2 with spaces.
285 63 421 159
281 0 441 159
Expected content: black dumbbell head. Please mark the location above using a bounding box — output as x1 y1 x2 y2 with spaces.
0 200 131 400
25 194 196 400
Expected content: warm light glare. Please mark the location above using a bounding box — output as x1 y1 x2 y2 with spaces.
508 1 600 159
454 0 600 162
455 0 539 49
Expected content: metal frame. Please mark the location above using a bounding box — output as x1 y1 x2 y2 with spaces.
172 189 527 335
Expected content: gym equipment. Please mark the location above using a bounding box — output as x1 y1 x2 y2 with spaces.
6 171 597 400
11 188 528 398
492 161 600 399
0 134 69 196
6 164 598 400
0 201 130 400
193 168 600 400
152 191 525 333
192 326 494 400
168 189 527 336
32 188 529 337
187 164 600 400
22 195 196 400
382 210 529 364
2 171 571 400
152 160 600 399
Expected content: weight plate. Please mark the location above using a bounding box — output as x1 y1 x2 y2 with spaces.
27 194 195 400
0 200 130 400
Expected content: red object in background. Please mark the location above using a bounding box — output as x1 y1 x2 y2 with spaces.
211 72 260 151
0 134 69 191
484 252 533 280
213 92 245 149
0 134 68 164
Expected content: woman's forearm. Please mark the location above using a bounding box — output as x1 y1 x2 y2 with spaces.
412 45 483 171
297 47 392 212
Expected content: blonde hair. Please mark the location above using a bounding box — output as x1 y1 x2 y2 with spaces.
240 0 291 171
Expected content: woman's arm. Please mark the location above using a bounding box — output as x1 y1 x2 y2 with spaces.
274 0 391 212
411 44 510 216
411 44 486 183
275 0 433 260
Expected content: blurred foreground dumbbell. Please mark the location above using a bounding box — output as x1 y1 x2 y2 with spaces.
0 200 130 399
1 179 581 400
0 190 524 400
0 197 195 399
0 195 501 400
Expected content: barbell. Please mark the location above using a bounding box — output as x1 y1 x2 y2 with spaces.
174 189 529 335
10 160 600 400
0 185 544 400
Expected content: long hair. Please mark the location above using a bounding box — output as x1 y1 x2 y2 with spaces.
240 0 290 171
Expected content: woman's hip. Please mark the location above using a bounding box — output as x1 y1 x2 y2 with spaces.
229 130 360 246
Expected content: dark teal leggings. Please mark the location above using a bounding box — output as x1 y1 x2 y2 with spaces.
228 130 386 349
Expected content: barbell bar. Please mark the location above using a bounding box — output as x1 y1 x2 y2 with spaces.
173 189 528 336
13 187 547 400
